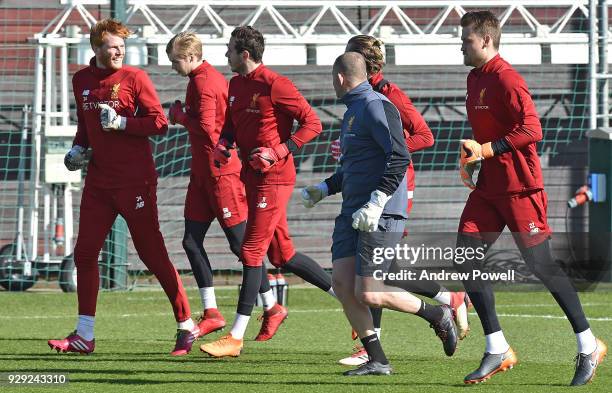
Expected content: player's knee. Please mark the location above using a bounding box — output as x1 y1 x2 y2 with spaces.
357 291 383 308
331 276 351 299
181 235 199 254
73 247 99 270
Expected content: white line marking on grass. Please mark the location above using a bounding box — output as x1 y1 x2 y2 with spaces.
470 312 612 322
3 308 611 321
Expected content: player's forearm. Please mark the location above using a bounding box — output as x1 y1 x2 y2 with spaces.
405 124 434 152
324 170 343 196
503 123 543 151
288 109 322 150
123 116 168 137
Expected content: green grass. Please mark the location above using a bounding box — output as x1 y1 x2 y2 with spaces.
0 287 610 392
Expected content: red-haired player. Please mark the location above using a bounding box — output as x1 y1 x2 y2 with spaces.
48 19 197 356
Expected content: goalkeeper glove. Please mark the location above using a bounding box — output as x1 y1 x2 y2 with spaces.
248 144 290 173
169 100 187 125
351 190 392 232
330 138 341 161
301 182 328 208
460 139 494 164
213 138 234 167
460 160 480 190
64 145 90 171
99 103 126 131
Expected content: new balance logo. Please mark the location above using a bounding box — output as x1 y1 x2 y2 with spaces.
257 197 267 209
222 207 232 219
135 196 144 210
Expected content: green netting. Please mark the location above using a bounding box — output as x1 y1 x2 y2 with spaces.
0 2 599 291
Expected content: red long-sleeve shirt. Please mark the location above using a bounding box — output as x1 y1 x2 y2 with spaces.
182 61 240 178
369 72 434 196
466 54 544 196
72 57 167 189
221 64 322 185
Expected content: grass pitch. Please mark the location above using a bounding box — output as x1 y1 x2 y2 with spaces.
0 286 610 392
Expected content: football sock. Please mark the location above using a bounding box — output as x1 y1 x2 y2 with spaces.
222 221 246 258
360 334 388 365
374 328 382 340
199 287 217 310
433 289 451 305
236 265 263 317
259 265 271 293
455 234 502 334
520 240 590 333
576 328 597 354
230 314 250 340
370 307 382 330
485 331 510 354
177 318 195 331
76 315 95 341
283 252 332 292
260 289 276 311
415 300 444 324
183 220 213 288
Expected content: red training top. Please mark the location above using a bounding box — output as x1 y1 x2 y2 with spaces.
369 72 434 197
72 57 167 189
222 64 322 185
182 61 240 178
466 54 544 197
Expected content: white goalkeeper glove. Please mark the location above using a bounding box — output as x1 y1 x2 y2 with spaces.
301 182 328 208
352 190 392 232
99 103 126 131
64 145 91 171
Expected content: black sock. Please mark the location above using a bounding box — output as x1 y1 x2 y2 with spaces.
415 300 444 324
283 252 332 292
259 263 271 293
236 265 263 316
521 240 590 333
370 307 382 330
455 234 502 334
182 220 213 288
360 334 388 365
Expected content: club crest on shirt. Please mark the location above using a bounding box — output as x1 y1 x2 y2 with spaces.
247 93 261 113
110 83 121 100
474 88 489 110
346 115 355 131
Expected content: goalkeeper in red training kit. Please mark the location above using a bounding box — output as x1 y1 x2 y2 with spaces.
328 35 471 367
456 11 606 385
47 19 198 356
165 31 291 340
199 26 337 358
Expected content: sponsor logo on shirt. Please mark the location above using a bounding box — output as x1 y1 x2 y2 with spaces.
82 100 120 111
111 83 121 100
222 207 232 219
246 93 261 113
474 88 489 110
257 196 267 209
135 195 144 210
